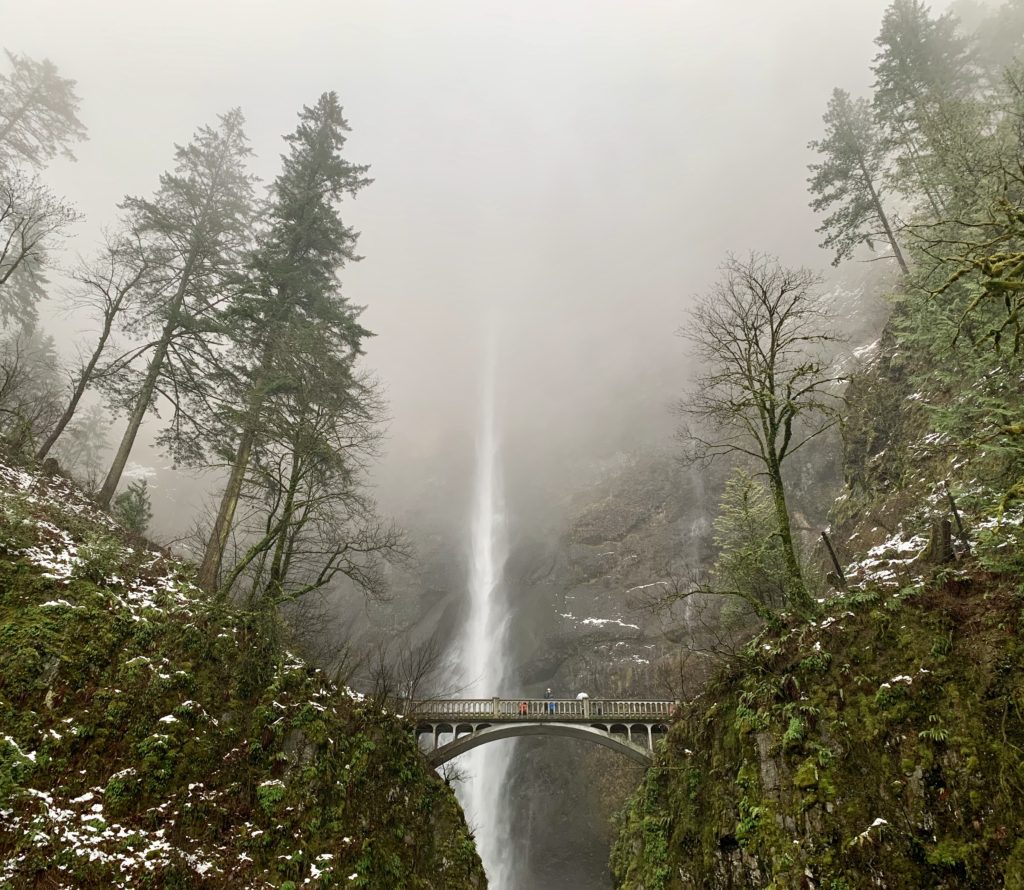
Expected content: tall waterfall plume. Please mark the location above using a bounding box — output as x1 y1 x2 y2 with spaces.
455 346 514 888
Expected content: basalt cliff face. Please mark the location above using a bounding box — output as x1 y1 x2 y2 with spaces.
492 452 720 890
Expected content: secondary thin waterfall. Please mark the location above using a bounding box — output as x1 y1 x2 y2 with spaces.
455 346 514 888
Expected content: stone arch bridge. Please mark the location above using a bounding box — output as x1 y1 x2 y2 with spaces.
407 698 674 766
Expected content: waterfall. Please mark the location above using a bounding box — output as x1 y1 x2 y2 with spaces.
455 344 514 888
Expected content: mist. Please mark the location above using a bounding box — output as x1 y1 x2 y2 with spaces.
5 2 993 888
5 0 952 535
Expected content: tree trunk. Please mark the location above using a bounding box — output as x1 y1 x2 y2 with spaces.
36 310 118 461
198 285 294 594
925 517 955 565
896 124 947 218
861 163 909 275
821 531 847 589
96 247 197 509
264 453 303 601
95 331 171 508
767 458 811 613
943 482 971 557
198 423 256 593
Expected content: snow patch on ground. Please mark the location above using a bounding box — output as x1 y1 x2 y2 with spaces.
844 530 928 589
0 456 367 887
580 616 641 630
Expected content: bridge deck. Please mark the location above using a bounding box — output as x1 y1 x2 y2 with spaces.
407 698 675 723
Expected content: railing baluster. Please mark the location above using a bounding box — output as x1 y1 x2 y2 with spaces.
407 699 678 727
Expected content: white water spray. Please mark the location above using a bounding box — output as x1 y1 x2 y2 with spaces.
455 344 514 889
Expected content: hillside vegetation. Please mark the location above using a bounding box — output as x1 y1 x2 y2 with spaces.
611 1 1024 886
610 510 1024 888
610 305 1024 889
0 456 483 889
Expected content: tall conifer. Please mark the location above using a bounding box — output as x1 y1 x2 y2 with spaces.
872 0 979 214
96 110 254 507
808 88 909 273
198 93 373 594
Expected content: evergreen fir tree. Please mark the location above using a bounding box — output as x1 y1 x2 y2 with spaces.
96 110 255 509
973 0 1024 84
0 327 63 450
808 88 909 273
0 50 86 170
872 0 980 214
198 92 375 596
710 469 790 617
111 478 153 537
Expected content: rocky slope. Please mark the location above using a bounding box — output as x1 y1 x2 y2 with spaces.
487 451 719 890
0 456 484 889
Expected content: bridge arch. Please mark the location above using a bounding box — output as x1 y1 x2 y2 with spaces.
420 721 655 767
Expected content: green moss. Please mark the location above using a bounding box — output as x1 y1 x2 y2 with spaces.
793 758 818 789
257 779 286 814
611 573 1024 889
1006 838 1024 890
0 460 484 889
925 838 973 869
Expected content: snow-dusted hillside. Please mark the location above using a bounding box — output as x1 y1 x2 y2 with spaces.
0 456 483 889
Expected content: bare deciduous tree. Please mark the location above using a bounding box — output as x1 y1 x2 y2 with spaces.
212 377 407 608
677 253 844 613
365 628 450 712
0 169 79 326
0 327 63 450
36 233 151 460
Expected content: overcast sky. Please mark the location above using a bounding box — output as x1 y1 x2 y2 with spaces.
6 0 950 516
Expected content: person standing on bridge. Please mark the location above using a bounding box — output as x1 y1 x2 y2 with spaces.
545 687 555 715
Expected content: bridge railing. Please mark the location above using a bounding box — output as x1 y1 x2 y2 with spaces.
405 698 676 722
